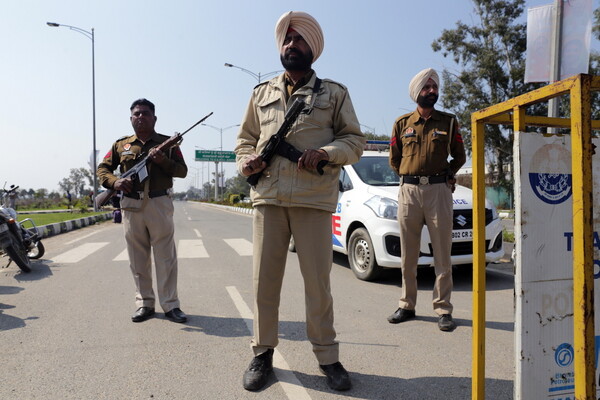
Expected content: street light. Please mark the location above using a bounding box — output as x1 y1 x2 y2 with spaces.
360 124 376 135
201 124 239 200
47 21 98 210
224 63 282 83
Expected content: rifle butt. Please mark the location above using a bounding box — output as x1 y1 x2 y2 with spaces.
95 189 116 208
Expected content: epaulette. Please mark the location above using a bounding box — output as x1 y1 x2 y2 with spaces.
116 135 132 142
253 81 269 90
396 111 416 122
321 78 347 90
436 109 457 119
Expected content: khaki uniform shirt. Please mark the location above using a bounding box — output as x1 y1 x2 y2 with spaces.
235 72 365 213
97 132 187 192
389 109 466 176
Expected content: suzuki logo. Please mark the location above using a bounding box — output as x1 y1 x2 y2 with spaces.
455 214 467 227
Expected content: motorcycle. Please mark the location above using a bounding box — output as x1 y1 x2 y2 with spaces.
0 184 45 272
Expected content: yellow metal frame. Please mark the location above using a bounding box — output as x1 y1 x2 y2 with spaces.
470 74 599 400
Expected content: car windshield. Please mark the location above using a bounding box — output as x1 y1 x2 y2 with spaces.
352 156 399 186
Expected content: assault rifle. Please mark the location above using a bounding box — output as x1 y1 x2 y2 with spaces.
247 98 327 187
95 111 213 208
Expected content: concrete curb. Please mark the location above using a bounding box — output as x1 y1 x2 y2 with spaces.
33 212 113 239
194 202 254 215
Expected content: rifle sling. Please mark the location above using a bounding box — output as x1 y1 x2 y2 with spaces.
276 78 322 164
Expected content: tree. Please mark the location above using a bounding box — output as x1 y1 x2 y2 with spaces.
58 167 92 197
431 0 548 194
433 0 600 194
225 173 251 197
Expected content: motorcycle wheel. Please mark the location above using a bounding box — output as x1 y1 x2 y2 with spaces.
28 241 45 259
5 231 31 273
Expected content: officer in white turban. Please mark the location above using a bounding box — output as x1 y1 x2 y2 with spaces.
408 67 440 103
236 10 364 393
387 67 466 332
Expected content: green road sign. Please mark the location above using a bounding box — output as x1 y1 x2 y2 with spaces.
195 150 236 162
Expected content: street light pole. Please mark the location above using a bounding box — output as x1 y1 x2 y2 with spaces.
224 63 283 83
201 124 239 200
47 22 98 211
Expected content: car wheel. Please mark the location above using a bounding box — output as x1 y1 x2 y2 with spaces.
348 228 382 281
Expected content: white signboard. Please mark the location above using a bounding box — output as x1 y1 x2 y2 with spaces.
514 131 600 399
525 0 593 83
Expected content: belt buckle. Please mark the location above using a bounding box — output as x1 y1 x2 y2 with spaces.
419 176 429 185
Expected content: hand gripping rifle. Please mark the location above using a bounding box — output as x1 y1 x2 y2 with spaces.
95 111 213 208
247 98 327 187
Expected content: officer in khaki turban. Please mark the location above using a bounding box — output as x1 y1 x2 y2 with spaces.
387 68 466 332
235 10 364 392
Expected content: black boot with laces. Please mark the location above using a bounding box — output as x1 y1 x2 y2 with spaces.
243 349 274 391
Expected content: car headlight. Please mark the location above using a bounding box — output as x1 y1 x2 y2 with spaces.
365 196 398 220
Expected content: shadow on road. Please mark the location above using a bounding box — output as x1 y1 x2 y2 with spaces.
290 369 512 399
333 252 515 292
0 284 39 332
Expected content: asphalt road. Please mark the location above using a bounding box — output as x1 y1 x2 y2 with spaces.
0 202 515 399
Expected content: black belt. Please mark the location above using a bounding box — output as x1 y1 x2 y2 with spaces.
123 189 169 200
401 175 447 185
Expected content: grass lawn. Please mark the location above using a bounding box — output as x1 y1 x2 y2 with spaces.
17 212 111 226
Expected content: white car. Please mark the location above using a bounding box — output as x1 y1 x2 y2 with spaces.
331 150 504 281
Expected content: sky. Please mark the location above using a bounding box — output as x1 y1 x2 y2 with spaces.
1 0 598 194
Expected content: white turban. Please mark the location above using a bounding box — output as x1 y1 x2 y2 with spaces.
409 68 440 102
275 11 324 63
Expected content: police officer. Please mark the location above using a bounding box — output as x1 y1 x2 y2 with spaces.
235 11 365 392
387 68 466 332
98 98 188 324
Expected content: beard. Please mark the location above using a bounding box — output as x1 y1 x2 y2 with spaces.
417 93 438 108
280 48 313 72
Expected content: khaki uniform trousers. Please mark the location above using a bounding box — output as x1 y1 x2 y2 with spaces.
122 195 180 313
252 205 339 365
397 182 453 315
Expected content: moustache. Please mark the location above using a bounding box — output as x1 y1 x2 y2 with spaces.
285 49 302 57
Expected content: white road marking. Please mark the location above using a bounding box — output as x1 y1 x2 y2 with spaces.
53 242 109 263
66 230 102 245
177 239 209 258
224 238 253 256
194 229 202 238
113 249 128 261
226 286 311 400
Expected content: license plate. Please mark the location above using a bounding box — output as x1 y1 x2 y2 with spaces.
452 229 473 240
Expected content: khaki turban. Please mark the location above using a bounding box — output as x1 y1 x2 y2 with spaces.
408 68 440 102
275 11 324 63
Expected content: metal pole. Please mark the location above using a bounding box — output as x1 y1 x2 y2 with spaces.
91 28 98 211
214 161 218 200
47 22 98 210
220 128 223 200
547 0 563 134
